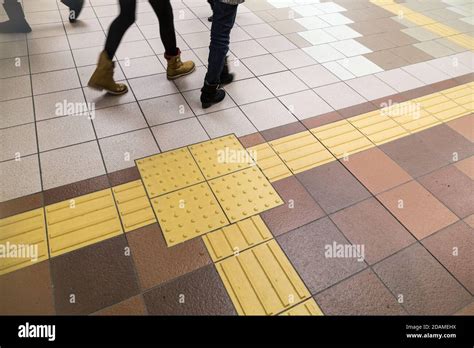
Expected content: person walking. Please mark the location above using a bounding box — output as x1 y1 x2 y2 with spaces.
88 0 195 95
200 0 243 108
61 0 84 23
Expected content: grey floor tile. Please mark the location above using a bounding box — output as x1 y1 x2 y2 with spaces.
259 70 308 96
92 102 148 139
279 90 333 120
32 68 81 95
118 56 165 79
241 54 287 76
0 40 27 59
152 117 209 151
34 88 88 121
182 89 237 116
256 35 298 53
269 19 307 35
198 107 257 138
40 141 106 190
224 77 273 105
140 93 195 126
0 155 41 202
68 31 106 50
402 27 440 42
427 56 472 78
0 56 29 79
30 51 75 74
241 98 297 131
375 68 425 93
402 62 452 84
0 123 37 162
346 75 397 101
230 39 268 59
83 82 136 110
99 128 160 172
0 75 31 102
293 64 340 88
115 40 155 60
242 23 280 38
273 49 317 69
0 97 34 128
37 114 95 152
173 65 207 92
414 41 456 58
181 31 211 49
72 46 104 67
129 73 178 100
314 81 366 110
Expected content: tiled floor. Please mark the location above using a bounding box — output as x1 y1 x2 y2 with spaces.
0 0 473 316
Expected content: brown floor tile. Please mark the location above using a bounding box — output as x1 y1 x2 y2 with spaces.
143 264 236 315
355 34 398 52
297 161 371 214
384 31 419 47
364 50 410 70
371 92 408 109
338 102 376 119
464 214 474 229
430 78 460 92
330 198 415 264
0 261 54 315
447 114 474 142
93 295 147 315
126 223 211 291
390 45 433 64
455 73 474 84
0 192 43 219
419 165 474 218
422 221 474 294
315 269 406 315
380 133 448 178
400 84 436 100
416 124 474 164
373 243 471 314
347 21 385 35
455 301 474 315
260 121 306 142
43 174 110 206
377 181 459 240
51 235 140 315
301 111 343 129
239 132 266 148
343 147 412 195
261 176 325 236
108 166 141 187
277 217 367 294
454 156 474 180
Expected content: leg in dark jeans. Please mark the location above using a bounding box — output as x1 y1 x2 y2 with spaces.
104 0 136 60
148 0 178 56
205 1 238 85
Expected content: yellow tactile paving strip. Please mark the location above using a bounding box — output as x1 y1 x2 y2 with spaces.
215 240 312 315
112 180 156 233
189 135 254 180
311 119 375 158
136 147 205 198
269 131 335 174
151 183 229 247
45 189 123 257
247 142 292 182
202 215 273 262
209 166 283 223
0 208 49 276
280 299 323 316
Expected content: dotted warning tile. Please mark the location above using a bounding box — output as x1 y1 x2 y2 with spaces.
0 208 48 276
280 299 323 316
151 183 229 247
209 167 283 224
45 189 123 257
215 240 311 315
136 148 205 198
348 110 409 145
189 135 254 180
202 215 273 262
311 119 374 158
112 180 156 233
247 143 292 182
269 131 335 174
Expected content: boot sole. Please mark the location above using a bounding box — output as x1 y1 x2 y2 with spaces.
167 65 196 80
88 82 128 96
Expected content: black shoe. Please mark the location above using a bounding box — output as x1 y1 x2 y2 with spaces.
201 82 225 109
62 0 84 23
208 16 213 22
220 57 234 85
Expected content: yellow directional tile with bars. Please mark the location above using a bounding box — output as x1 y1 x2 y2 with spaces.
280 299 323 316
247 142 292 182
151 182 229 247
45 189 123 257
311 119 374 158
136 148 205 198
209 166 283 223
348 110 409 145
269 131 335 174
189 134 254 180
0 208 48 276
427 100 470 123
391 108 441 134
202 215 273 262
112 180 156 233
216 240 311 315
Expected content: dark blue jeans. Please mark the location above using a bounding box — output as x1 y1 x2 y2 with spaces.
205 1 238 85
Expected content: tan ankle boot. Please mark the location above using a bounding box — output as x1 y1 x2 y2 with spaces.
165 49 195 80
88 51 128 95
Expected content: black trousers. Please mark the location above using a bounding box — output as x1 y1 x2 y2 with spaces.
104 0 178 59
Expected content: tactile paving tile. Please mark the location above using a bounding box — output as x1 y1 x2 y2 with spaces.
112 180 156 233
45 189 123 257
215 240 311 315
0 208 48 276
151 182 229 247
247 143 292 182
189 135 254 180
269 131 335 174
392 108 442 133
209 167 283 224
202 215 273 262
311 119 374 158
348 110 409 145
280 299 323 316
136 147 205 198
427 101 469 123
